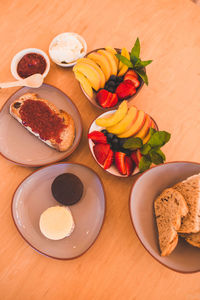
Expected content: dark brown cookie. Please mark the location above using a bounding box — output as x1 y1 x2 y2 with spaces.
51 173 84 205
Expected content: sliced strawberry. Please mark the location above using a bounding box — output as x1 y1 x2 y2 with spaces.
131 149 142 167
93 143 110 165
131 151 139 167
115 152 126 175
125 155 135 176
116 80 136 100
108 93 118 107
96 89 109 107
124 74 140 88
88 131 107 144
125 69 138 79
104 149 114 169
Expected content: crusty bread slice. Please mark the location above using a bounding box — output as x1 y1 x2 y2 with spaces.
154 188 188 256
180 232 200 248
10 93 75 152
173 174 200 233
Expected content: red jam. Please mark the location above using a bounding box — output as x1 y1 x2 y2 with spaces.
19 100 67 143
17 53 47 78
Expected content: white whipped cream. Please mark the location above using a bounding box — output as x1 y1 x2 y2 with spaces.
50 34 84 64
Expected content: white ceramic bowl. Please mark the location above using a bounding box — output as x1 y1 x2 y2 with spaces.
11 48 50 80
49 32 87 67
129 161 200 273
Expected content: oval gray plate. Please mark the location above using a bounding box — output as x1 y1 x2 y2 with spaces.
0 84 82 167
12 162 106 259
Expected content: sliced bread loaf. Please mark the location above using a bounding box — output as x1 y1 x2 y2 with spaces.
154 188 188 256
181 232 200 248
173 174 200 233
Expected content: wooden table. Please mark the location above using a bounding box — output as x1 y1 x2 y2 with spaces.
1 0 200 299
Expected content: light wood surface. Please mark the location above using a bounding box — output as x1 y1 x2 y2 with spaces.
1 0 200 299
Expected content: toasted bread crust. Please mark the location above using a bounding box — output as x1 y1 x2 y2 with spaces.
154 188 188 256
10 93 75 152
174 174 200 233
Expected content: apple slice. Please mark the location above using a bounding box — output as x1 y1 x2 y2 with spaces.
73 62 101 91
107 106 138 135
134 115 152 140
77 57 106 88
118 110 146 138
95 101 128 127
143 119 157 144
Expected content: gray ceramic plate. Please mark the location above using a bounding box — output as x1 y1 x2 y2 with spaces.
0 84 82 167
12 162 106 259
130 161 200 273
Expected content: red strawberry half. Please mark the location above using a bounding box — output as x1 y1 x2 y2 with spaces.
96 89 118 108
131 149 142 167
124 70 140 88
125 69 138 79
104 149 114 169
115 152 135 176
88 131 107 144
93 143 110 165
116 80 136 100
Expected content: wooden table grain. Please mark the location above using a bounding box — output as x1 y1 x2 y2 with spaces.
0 0 200 299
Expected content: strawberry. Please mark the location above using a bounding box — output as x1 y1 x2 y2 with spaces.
125 156 135 176
125 69 138 79
115 152 134 176
96 89 118 108
109 93 118 107
88 131 107 144
115 80 136 100
131 149 142 167
96 89 109 107
115 152 126 175
104 149 114 169
124 70 140 88
93 143 110 165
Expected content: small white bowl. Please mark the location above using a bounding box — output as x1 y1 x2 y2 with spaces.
11 48 50 80
49 32 87 67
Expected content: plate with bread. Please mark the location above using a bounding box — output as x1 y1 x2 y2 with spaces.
0 84 82 166
130 161 200 273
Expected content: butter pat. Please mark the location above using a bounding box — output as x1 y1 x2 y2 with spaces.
49 33 85 64
39 206 74 240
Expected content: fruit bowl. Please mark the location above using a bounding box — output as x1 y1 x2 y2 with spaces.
88 103 158 177
73 47 144 111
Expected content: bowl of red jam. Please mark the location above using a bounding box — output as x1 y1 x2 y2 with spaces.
11 48 50 80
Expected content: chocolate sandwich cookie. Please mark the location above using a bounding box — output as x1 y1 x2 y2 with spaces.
51 173 84 205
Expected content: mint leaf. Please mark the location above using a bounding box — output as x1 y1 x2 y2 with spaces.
135 69 148 85
115 54 133 68
149 127 156 136
148 131 171 147
149 150 164 165
140 144 151 155
131 38 140 62
123 137 143 150
135 60 153 68
154 148 166 161
139 156 152 172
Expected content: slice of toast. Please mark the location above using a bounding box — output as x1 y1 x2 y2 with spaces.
173 174 200 233
154 188 188 256
10 93 75 152
180 232 200 248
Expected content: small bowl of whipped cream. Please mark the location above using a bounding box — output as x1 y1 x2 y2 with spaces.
49 32 87 67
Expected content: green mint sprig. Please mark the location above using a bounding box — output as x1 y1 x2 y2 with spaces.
123 128 171 172
115 37 153 85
